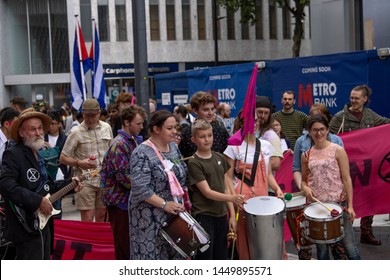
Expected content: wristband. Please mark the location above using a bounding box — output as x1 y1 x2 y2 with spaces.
162 200 167 209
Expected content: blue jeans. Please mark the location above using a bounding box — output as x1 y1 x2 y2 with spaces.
316 205 361 260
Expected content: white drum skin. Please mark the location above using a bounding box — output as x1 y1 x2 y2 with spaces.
244 196 285 216
285 195 307 210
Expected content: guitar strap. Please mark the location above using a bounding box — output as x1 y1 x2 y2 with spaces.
35 154 49 193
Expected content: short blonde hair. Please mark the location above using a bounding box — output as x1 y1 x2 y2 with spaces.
191 118 212 137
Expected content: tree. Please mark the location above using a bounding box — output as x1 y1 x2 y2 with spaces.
217 0 310 57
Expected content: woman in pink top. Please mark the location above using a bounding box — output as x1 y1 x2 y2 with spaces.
301 114 360 260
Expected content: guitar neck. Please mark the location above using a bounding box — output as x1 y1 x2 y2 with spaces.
48 174 89 203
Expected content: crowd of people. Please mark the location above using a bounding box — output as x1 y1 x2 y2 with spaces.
0 85 388 260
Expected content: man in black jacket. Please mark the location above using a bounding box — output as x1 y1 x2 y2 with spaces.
0 108 82 259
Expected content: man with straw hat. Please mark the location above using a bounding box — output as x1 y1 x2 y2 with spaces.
0 108 83 259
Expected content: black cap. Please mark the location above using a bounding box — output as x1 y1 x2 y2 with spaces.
256 96 272 110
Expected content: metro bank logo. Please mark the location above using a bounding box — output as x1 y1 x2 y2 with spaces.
298 82 338 109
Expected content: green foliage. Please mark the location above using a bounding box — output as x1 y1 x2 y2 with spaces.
217 0 311 57
217 0 256 24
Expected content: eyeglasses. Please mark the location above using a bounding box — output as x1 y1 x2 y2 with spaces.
311 127 327 134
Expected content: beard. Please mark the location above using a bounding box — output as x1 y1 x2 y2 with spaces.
24 135 45 151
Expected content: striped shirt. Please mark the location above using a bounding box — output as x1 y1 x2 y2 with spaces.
62 120 113 187
272 110 308 148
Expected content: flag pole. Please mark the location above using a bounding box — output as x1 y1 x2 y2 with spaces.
231 133 251 260
75 15 87 101
229 64 258 259
91 18 95 100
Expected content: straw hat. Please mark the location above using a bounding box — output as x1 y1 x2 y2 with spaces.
11 107 51 142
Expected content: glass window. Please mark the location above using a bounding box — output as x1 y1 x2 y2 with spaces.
149 0 160 41
115 0 127 41
50 0 70 73
28 0 50 74
255 0 263 39
197 0 205 40
227 10 235 40
269 2 277 39
6 0 30 75
166 0 176 40
80 0 92 41
6 0 69 75
182 0 191 40
98 0 110 42
241 9 249 40
282 4 291 39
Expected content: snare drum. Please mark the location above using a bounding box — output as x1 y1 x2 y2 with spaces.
303 202 344 244
243 196 285 260
160 211 210 258
285 195 312 249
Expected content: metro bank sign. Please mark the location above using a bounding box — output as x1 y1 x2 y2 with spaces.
298 82 338 109
269 51 368 115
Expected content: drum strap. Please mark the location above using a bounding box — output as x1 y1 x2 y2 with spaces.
234 138 261 187
144 140 184 199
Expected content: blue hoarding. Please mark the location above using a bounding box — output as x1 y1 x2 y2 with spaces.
268 51 368 115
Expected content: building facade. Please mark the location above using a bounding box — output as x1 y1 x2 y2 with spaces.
0 0 311 109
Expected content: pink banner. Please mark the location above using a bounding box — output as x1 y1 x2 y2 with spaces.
275 124 390 218
341 124 390 217
52 220 115 260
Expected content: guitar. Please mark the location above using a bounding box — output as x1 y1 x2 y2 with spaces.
11 169 99 234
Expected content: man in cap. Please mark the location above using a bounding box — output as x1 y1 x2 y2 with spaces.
60 99 113 222
255 96 283 172
0 108 83 259
255 96 287 259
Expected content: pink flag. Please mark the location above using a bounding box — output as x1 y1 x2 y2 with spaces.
228 64 257 145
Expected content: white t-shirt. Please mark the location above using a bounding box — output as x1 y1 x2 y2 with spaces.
47 134 64 180
0 130 7 165
224 139 274 182
280 138 289 153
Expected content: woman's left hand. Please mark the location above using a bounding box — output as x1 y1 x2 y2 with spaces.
347 206 356 222
164 201 185 215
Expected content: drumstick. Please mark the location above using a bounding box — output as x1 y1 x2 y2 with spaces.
312 197 340 217
284 191 305 201
180 156 194 161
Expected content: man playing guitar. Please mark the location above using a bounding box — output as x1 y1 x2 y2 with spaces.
0 108 83 260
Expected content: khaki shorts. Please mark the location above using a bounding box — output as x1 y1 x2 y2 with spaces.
75 183 105 210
